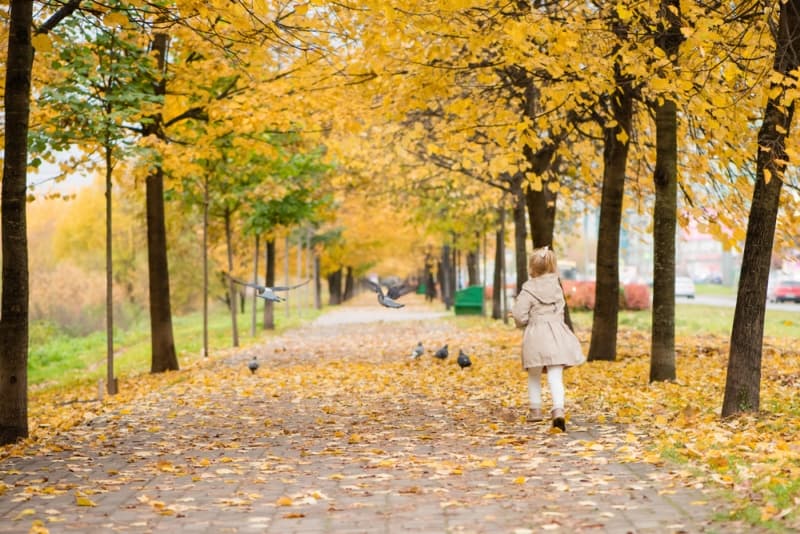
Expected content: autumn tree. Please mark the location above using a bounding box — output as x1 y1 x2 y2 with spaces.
723 0 800 416
1 0 81 444
649 0 683 382
32 15 161 393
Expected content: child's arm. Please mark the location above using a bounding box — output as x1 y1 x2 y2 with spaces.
510 290 532 328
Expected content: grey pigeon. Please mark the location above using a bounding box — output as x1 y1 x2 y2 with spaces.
231 276 310 302
434 344 448 360
386 282 414 300
248 356 259 374
365 279 405 308
411 341 424 359
457 349 472 369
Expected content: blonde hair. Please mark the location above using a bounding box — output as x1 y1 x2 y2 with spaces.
528 246 557 278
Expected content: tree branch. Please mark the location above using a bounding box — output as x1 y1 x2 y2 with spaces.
35 0 83 35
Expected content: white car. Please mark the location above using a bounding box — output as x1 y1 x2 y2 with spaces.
675 276 696 299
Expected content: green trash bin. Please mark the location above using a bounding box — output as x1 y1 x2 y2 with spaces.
454 285 484 315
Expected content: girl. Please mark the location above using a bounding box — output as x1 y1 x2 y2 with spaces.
511 247 585 431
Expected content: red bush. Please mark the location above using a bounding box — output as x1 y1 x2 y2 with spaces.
560 281 650 311
563 280 595 310
623 283 651 310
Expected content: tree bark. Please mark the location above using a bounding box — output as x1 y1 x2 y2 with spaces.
466 234 480 286
492 207 505 320
263 238 276 329
722 0 800 416
650 0 682 383
224 209 239 348
203 173 209 357
146 164 179 372
251 235 259 337
313 255 322 310
343 266 355 301
0 0 33 444
588 65 633 362
104 145 117 394
328 268 343 305
512 185 528 294
145 31 178 373
441 245 453 309
525 183 556 250
425 254 437 301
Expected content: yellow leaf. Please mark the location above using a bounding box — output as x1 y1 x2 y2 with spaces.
616 3 633 21
103 11 128 27
650 77 670 92
513 476 527 485
764 168 772 184
276 496 293 506
13 508 35 521
75 495 96 507
294 3 309 16
31 34 52 53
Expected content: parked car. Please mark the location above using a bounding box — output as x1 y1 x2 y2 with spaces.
675 276 696 299
773 279 800 303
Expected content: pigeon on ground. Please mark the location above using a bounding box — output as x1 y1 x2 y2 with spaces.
411 341 424 359
365 279 405 308
230 276 310 302
434 344 449 360
457 349 472 369
248 356 259 374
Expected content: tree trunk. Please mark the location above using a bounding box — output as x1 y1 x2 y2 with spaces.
525 184 556 250
722 0 800 417
202 173 209 357
441 245 453 309
224 209 238 348
263 238 276 329
0 0 33 444
492 207 505 320
588 68 633 363
328 268 343 305
104 146 117 395
343 266 355 301
145 31 178 373
251 235 259 337
466 234 480 286
512 185 528 294
425 254 437 301
313 255 322 309
650 0 682 383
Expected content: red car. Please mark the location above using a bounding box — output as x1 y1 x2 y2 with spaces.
774 280 800 303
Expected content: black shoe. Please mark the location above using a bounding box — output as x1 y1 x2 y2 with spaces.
551 408 566 432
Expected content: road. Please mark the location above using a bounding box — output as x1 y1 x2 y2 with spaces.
680 294 800 313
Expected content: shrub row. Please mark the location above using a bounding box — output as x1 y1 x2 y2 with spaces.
562 281 651 311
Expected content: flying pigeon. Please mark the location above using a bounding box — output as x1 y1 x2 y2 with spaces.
248 356 259 374
386 282 414 300
411 341 424 359
365 279 405 308
230 276 310 302
434 344 448 360
457 349 472 369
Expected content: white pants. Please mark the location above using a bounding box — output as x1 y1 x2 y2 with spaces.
527 365 565 410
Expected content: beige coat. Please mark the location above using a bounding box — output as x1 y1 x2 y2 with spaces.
511 273 585 370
